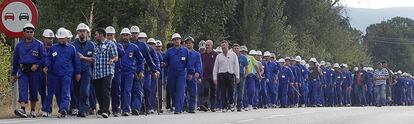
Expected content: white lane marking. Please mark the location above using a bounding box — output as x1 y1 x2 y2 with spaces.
236 119 256 123
261 108 344 119
262 114 287 119
0 119 42 124
223 123 232 124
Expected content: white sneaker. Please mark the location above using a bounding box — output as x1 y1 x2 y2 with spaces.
248 105 253 110
30 111 37 118
42 111 51 117
72 109 79 115
149 109 155 114
244 107 249 111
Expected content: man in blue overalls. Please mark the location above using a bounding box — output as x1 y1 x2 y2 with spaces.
164 33 194 114
262 51 278 109
155 40 165 113
366 67 375 106
341 64 353 107
320 61 334 106
39 29 54 117
288 57 300 107
183 36 202 113
118 28 144 116
71 23 95 117
130 30 160 115
332 63 343 106
43 28 81 118
278 58 294 108
296 57 308 107
11 23 46 118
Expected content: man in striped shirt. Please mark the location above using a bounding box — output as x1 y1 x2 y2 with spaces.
92 28 118 118
374 62 389 107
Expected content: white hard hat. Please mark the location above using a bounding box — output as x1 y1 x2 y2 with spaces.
171 33 181 40
295 56 302 62
320 61 326 66
138 32 148 38
278 58 285 63
240 46 248 52
199 40 206 48
309 58 317 63
130 26 140 33
342 64 348 68
363 67 368 71
56 28 69 39
76 23 90 32
300 60 306 65
120 28 131 35
147 38 156 44
249 50 256 55
305 64 310 69
42 29 55 38
156 40 163 47
397 70 402 74
66 29 73 38
256 50 263 56
23 23 35 30
285 57 291 60
354 67 359 71
105 26 116 34
263 51 271 57
333 63 340 68
215 46 222 53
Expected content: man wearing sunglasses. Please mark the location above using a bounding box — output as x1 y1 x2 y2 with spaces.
11 23 47 118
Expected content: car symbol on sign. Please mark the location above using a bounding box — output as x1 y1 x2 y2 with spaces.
4 13 14 21
19 13 29 21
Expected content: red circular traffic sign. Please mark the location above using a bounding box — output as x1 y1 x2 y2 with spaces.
0 0 38 38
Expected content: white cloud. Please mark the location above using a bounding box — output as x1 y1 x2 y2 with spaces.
341 0 414 8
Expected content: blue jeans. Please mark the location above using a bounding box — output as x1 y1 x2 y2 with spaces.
375 84 386 106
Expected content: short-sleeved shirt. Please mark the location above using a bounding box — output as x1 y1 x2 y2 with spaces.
93 40 118 79
246 55 257 75
374 68 389 85
238 54 248 75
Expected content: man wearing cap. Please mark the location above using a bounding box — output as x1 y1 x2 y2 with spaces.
278 58 295 108
11 23 46 118
43 28 81 118
164 33 194 114
70 23 96 117
39 29 54 116
91 28 118 118
262 51 278 108
118 28 144 116
341 64 353 107
130 31 160 115
233 44 248 111
183 36 202 113
200 40 218 112
308 58 323 107
332 63 343 106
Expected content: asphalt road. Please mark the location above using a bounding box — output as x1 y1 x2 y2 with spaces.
1 106 414 124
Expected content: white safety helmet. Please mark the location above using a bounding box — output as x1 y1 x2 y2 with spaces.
105 26 116 34
120 28 131 35
333 63 340 68
342 64 348 68
67 29 73 38
156 40 163 47
76 23 90 32
56 28 69 39
23 23 35 30
199 40 206 48
42 29 55 38
249 50 256 55
147 38 156 44
309 58 317 63
171 33 181 40
305 64 310 69
300 60 306 65
130 26 140 33
256 50 263 56
295 56 302 62
215 46 222 53
354 67 359 71
397 70 402 74
320 61 326 66
138 32 148 38
278 58 285 63
263 51 271 57
285 57 291 60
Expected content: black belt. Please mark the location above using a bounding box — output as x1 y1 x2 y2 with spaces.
20 63 34 73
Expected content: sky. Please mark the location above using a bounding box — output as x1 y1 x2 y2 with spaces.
341 0 414 9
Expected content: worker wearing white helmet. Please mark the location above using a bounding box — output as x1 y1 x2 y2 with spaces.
340 63 352 106
70 24 97 117
12 22 46 118
42 27 81 118
278 55 294 108
147 38 157 47
39 29 55 117
105 26 116 42
262 51 278 108
307 57 323 107
242 47 261 111
42 29 54 48
198 40 206 53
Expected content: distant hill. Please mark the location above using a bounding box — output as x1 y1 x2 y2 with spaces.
343 7 414 33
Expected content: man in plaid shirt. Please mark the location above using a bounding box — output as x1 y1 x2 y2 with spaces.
92 28 118 118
